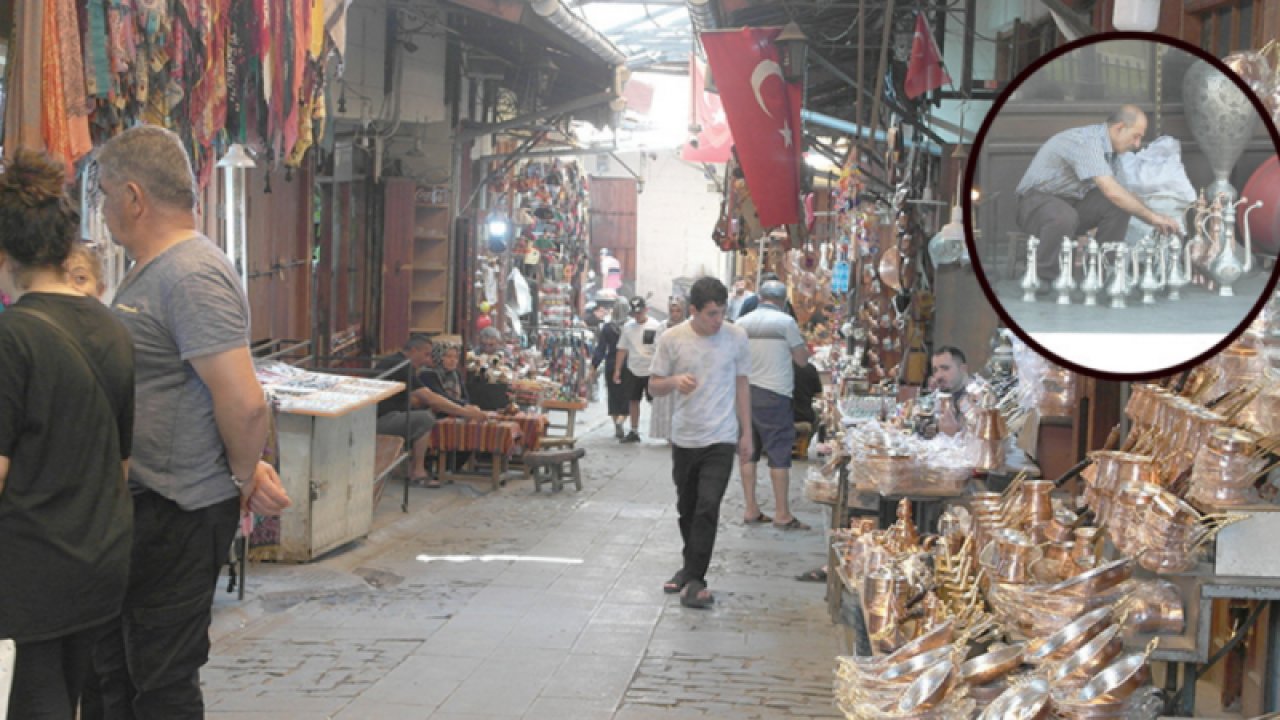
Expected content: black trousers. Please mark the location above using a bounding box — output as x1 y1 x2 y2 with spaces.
671 443 735 584
89 492 240 720
9 621 106 719
1017 188 1130 281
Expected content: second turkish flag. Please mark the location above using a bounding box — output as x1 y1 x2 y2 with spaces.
700 27 803 228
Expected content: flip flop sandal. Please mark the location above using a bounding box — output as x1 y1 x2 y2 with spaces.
663 569 687 594
773 517 811 531
744 512 773 525
680 579 713 609
796 568 828 582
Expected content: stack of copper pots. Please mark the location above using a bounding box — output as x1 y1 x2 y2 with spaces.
1082 451 1159 525
1188 426 1264 506
862 566 913 654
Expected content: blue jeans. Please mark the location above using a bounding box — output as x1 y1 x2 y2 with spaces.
90 492 239 720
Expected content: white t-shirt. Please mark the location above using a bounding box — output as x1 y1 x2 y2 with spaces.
735 303 806 397
618 316 664 376
650 320 750 447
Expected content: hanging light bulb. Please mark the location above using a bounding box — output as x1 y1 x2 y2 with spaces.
929 204 967 266
216 144 257 290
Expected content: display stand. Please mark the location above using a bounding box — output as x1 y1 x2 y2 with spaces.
253 363 403 562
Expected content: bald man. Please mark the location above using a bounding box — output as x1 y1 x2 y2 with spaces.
1016 104 1181 284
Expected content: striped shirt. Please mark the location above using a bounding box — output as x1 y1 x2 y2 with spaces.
735 303 806 397
1016 123 1119 200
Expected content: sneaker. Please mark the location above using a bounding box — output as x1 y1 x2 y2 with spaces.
622 430 641 443
614 423 625 440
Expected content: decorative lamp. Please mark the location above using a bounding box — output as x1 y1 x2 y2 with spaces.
1112 0 1160 31
776 22 808 84
216 144 256 290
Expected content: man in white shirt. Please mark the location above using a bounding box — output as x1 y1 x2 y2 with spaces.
735 280 811 530
613 296 664 443
650 276 752 609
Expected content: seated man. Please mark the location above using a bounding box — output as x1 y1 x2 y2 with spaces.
376 336 486 487
928 345 982 436
792 359 822 459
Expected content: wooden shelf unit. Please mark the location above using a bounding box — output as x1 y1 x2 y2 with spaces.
381 179 452 351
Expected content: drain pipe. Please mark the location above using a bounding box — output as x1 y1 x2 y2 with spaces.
528 0 627 66
801 109 943 157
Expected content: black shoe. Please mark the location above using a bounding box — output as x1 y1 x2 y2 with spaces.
622 430 641 443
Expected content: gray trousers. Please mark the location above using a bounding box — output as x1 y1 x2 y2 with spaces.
1017 188 1131 281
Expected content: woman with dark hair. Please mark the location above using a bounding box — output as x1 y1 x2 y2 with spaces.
0 150 135 717
592 299 630 439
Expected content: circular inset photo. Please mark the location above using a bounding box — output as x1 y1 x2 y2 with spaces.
965 34 1280 379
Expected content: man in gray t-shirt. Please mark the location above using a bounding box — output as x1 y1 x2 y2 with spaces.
735 280 810 530
94 126 291 718
650 276 751 609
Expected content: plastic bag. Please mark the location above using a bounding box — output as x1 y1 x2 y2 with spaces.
1115 136 1196 204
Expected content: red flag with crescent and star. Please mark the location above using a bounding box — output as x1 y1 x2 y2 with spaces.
700 27 803 228
904 12 951 99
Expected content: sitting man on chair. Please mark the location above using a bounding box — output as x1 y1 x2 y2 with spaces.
376 335 486 487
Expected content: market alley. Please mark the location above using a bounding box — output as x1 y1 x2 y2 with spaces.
204 401 842 719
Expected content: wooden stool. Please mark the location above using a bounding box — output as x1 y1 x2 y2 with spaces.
539 398 587 449
524 448 586 492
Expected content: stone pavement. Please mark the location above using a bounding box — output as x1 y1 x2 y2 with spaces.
205 400 843 719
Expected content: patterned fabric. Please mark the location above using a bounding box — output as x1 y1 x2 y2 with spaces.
428 418 524 456
42 0 93 171
1015 123 1119 201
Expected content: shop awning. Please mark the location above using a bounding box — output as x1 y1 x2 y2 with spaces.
441 0 627 129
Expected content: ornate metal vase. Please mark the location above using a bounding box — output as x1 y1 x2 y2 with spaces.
1183 59 1259 204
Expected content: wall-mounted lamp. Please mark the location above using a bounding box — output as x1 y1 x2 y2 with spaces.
776 22 808 84
216 144 256 290
486 210 510 253
1112 0 1161 31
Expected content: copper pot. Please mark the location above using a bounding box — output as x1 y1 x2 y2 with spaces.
1071 527 1102 569
1048 624 1125 688
1073 652 1152 704
960 643 1025 686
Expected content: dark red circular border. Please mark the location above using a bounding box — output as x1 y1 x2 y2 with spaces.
961 31 1280 382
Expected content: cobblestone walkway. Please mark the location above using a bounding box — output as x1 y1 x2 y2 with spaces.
205 401 841 719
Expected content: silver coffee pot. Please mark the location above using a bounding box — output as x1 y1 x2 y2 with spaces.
1103 242 1139 309
1053 238 1077 305
1021 236 1041 302
1080 237 1104 306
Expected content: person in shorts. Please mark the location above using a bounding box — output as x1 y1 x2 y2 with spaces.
613 296 663 443
735 280 811 530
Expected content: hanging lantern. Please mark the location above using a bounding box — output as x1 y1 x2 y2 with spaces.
1112 0 1161 31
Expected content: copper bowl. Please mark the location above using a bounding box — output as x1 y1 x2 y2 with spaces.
896 658 954 713
1025 606 1114 665
879 645 955 682
1117 581 1185 636
883 618 955 665
1048 625 1125 687
1046 558 1134 598
960 643 1025 686
978 677 1051 720
1072 652 1151 704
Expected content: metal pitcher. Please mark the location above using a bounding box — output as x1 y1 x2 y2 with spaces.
1053 238 1077 305
1021 235 1041 302
1080 237 1103 306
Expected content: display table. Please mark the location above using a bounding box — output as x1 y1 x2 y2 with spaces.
253 365 404 562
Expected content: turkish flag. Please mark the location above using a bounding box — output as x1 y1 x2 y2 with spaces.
700 27 803 228
680 56 733 164
904 13 951 99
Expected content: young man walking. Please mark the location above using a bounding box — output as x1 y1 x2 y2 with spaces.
649 277 752 608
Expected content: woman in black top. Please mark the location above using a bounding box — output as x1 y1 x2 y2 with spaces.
0 151 136 718
592 300 629 439
423 342 469 406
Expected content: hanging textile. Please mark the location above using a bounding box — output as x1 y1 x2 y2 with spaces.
42 0 93 172
3 0 46 156
84 0 111 98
